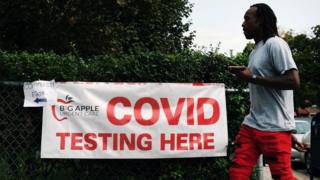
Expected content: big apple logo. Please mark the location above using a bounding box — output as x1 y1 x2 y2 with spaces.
51 95 99 122
51 95 74 121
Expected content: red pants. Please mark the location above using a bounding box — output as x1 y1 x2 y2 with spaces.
229 125 297 180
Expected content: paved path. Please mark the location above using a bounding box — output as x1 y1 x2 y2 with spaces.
262 164 320 180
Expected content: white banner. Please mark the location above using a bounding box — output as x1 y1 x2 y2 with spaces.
41 82 228 159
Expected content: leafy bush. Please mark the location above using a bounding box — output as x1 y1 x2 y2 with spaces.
0 0 194 56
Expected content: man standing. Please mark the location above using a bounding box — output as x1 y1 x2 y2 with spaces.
229 3 306 180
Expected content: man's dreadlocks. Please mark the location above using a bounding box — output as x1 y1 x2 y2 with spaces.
251 3 279 42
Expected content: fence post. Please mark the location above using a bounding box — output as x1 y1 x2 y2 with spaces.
258 155 264 180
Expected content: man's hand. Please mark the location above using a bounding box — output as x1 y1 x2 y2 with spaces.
291 134 309 152
228 66 252 82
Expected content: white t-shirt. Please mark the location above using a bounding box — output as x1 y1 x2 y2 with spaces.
243 36 297 132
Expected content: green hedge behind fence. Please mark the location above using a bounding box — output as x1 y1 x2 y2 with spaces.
0 50 239 83
0 50 251 179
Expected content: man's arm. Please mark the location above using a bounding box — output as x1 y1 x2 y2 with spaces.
228 67 300 90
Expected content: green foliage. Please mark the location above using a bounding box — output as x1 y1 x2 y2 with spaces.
0 50 241 88
241 42 255 57
0 51 79 81
0 159 10 180
283 25 320 106
0 0 194 56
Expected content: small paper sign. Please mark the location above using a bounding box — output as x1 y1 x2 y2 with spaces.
23 80 57 107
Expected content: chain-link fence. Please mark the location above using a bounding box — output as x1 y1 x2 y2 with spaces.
0 81 238 180
0 81 47 179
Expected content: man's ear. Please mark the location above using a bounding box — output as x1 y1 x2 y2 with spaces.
255 19 263 30
255 18 261 26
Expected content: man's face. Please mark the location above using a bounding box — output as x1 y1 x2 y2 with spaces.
242 7 260 39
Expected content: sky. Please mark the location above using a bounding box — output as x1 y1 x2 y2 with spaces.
186 0 320 55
